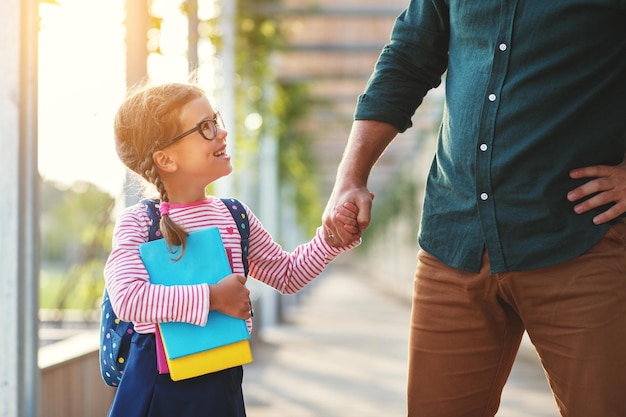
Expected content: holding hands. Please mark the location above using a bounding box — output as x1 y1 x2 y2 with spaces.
322 186 375 247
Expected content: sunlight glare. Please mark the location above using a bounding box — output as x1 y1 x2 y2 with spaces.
38 0 126 196
39 0 223 197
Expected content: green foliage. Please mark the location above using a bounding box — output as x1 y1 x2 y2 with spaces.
236 0 285 77
41 180 114 263
273 81 322 234
40 180 115 312
40 261 105 311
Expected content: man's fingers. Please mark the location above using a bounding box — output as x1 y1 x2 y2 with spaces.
570 165 612 179
568 178 609 202
356 202 372 231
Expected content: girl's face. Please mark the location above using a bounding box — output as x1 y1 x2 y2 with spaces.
155 96 232 202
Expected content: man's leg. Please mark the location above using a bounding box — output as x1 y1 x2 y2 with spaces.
510 222 626 417
407 250 524 417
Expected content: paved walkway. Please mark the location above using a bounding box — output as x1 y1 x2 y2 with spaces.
242 264 560 417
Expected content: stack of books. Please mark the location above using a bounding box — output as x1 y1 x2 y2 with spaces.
140 227 253 381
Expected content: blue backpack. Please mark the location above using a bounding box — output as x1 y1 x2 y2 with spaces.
99 198 250 387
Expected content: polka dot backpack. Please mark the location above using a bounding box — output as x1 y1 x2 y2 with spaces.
99 198 249 387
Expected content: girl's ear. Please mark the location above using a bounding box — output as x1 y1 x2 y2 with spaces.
152 150 178 173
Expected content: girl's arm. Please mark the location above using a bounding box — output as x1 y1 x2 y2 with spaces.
104 206 211 327
244 206 360 294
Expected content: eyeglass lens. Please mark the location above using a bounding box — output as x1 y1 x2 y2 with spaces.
200 120 217 140
199 113 223 141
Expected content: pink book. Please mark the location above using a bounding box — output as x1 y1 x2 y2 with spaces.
155 326 170 374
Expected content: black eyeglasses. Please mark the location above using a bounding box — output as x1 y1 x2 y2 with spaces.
162 112 224 148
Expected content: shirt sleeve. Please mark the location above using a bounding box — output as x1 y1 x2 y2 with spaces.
246 207 360 294
103 206 211 329
355 1 450 132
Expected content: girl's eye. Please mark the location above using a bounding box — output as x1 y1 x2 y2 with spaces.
200 121 216 139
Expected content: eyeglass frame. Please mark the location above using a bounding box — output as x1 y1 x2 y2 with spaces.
160 112 224 148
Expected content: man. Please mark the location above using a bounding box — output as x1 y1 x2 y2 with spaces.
322 2 626 416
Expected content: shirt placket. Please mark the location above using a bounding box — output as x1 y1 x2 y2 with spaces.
475 0 519 272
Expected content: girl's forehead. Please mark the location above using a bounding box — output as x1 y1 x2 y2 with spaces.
179 96 215 121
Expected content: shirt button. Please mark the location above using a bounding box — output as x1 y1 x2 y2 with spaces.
499 43 507 51
480 143 488 151
488 93 497 102
480 193 489 201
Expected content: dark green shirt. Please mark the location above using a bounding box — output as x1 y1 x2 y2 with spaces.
355 0 626 273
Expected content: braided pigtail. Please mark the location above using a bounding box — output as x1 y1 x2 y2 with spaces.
154 177 189 261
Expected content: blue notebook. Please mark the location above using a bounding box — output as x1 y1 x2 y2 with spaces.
139 227 250 360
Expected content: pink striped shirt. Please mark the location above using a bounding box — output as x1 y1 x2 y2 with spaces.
104 197 359 334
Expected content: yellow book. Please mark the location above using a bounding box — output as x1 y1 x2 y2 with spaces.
162 336 253 381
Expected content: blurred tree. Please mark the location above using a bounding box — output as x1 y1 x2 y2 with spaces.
40 180 114 315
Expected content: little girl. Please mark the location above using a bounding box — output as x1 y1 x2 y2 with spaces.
104 82 360 417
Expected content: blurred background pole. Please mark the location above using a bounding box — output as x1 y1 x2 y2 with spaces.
123 0 149 207
214 0 236 196
125 0 148 89
0 0 40 416
187 0 199 73
257 79 280 328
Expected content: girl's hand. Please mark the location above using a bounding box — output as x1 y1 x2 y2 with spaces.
335 202 360 234
568 154 626 224
209 274 252 320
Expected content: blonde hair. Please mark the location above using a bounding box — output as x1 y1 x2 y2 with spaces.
114 82 206 255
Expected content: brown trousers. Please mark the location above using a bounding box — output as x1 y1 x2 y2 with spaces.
408 221 626 417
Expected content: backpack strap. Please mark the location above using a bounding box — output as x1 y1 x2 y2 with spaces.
220 198 250 277
141 198 162 241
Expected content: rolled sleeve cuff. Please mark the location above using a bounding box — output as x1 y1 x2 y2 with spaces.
355 93 414 133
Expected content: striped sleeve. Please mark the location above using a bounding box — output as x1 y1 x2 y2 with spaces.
103 205 211 333
246 208 360 294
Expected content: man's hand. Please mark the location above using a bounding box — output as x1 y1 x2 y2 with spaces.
568 154 626 224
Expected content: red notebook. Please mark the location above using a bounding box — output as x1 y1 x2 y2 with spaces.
155 326 169 374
